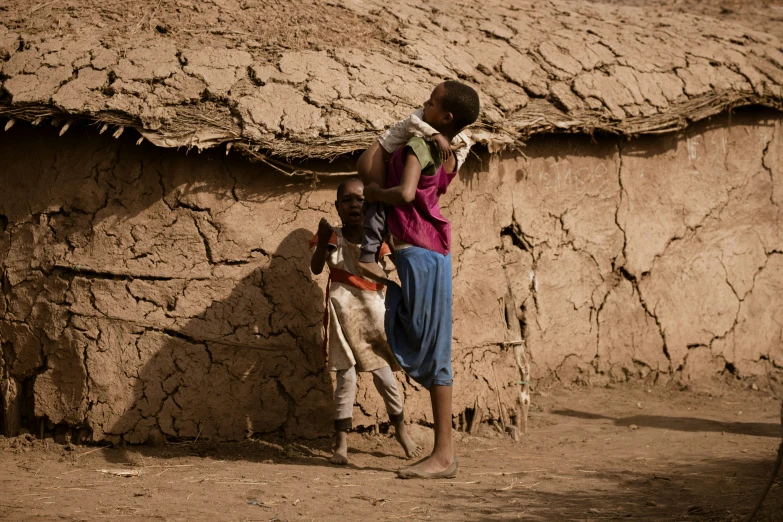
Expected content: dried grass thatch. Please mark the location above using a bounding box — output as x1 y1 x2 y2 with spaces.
2 0 783 159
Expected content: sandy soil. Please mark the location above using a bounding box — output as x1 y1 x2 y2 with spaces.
1 385 780 521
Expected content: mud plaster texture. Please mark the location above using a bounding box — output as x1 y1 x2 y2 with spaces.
3 0 783 157
0 108 781 443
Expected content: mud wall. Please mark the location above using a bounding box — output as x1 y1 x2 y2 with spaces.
0 109 781 443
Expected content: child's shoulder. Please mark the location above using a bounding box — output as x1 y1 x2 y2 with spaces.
405 135 433 155
405 136 437 169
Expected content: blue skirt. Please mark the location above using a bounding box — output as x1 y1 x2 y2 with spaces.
384 247 452 389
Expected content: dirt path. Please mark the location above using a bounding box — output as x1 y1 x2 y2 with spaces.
1 385 781 521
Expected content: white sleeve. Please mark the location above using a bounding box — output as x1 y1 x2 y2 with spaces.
453 130 473 171
377 108 439 153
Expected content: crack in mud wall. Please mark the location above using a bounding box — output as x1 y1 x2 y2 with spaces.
1 109 782 443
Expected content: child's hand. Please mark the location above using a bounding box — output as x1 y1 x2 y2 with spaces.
317 218 333 246
432 134 453 163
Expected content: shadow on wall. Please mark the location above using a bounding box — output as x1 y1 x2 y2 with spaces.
100 228 334 444
0 122 343 442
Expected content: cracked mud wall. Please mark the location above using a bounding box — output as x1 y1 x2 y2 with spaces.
1 109 782 442
488 108 783 391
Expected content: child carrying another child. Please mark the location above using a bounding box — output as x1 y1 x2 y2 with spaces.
361 81 480 479
356 91 473 282
310 179 421 465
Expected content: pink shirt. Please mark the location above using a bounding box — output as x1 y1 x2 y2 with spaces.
385 140 457 255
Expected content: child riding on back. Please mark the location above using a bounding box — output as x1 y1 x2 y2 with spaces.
361 81 481 479
355 91 473 282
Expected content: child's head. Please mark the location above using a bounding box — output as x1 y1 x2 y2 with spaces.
422 81 480 136
335 178 364 227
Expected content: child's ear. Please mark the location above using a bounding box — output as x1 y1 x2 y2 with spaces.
443 112 454 125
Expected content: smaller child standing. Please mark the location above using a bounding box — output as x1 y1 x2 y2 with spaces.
310 179 421 465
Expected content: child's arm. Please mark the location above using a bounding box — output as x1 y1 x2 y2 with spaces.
310 218 333 275
453 131 473 170
378 108 440 153
365 150 457 206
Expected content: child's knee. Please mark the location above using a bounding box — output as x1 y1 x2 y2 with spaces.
336 367 357 390
371 367 398 392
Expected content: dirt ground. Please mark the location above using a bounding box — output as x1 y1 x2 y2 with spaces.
1 384 781 521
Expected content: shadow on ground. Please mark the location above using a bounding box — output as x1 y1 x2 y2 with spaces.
97 431 403 474
552 409 781 438
438 455 783 521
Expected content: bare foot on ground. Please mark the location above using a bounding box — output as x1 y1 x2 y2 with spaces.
330 431 348 465
397 453 457 479
393 421 422 459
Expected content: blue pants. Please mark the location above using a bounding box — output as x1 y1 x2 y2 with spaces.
384 247 453 389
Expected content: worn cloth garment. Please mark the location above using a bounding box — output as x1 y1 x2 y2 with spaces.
385 247 453 389
382 136 456 389
309 228 398 372
333 365 404 429
385 137 457 255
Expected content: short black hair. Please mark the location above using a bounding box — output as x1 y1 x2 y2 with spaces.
336 177 362 199
442 81 480 131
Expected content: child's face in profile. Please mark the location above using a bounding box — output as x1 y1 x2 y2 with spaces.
422 83 451 130
336 180 365 226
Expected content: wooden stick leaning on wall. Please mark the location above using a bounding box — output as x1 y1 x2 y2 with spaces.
504 292 531 438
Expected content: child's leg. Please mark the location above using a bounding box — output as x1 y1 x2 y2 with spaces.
388 249 457 479
357 142 392 282
359 204 393 283
332 366 357 465
428 384 454 470
370 366 421 459
359 203 387 265
356 141 390 187
398 385 455 478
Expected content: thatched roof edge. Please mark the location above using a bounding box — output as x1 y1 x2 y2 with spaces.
2 0 783 159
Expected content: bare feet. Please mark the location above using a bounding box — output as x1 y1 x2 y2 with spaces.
393 419 422 459
330 430 348 465
397 454 458 479
357 261 392 285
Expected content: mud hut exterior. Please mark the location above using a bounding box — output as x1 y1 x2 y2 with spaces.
1 0 782 442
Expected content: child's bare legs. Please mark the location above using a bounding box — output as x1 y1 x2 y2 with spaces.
372 366 421 459
391 414 421 459
332 367 357 465
357 143 393 283
401 385 454 474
